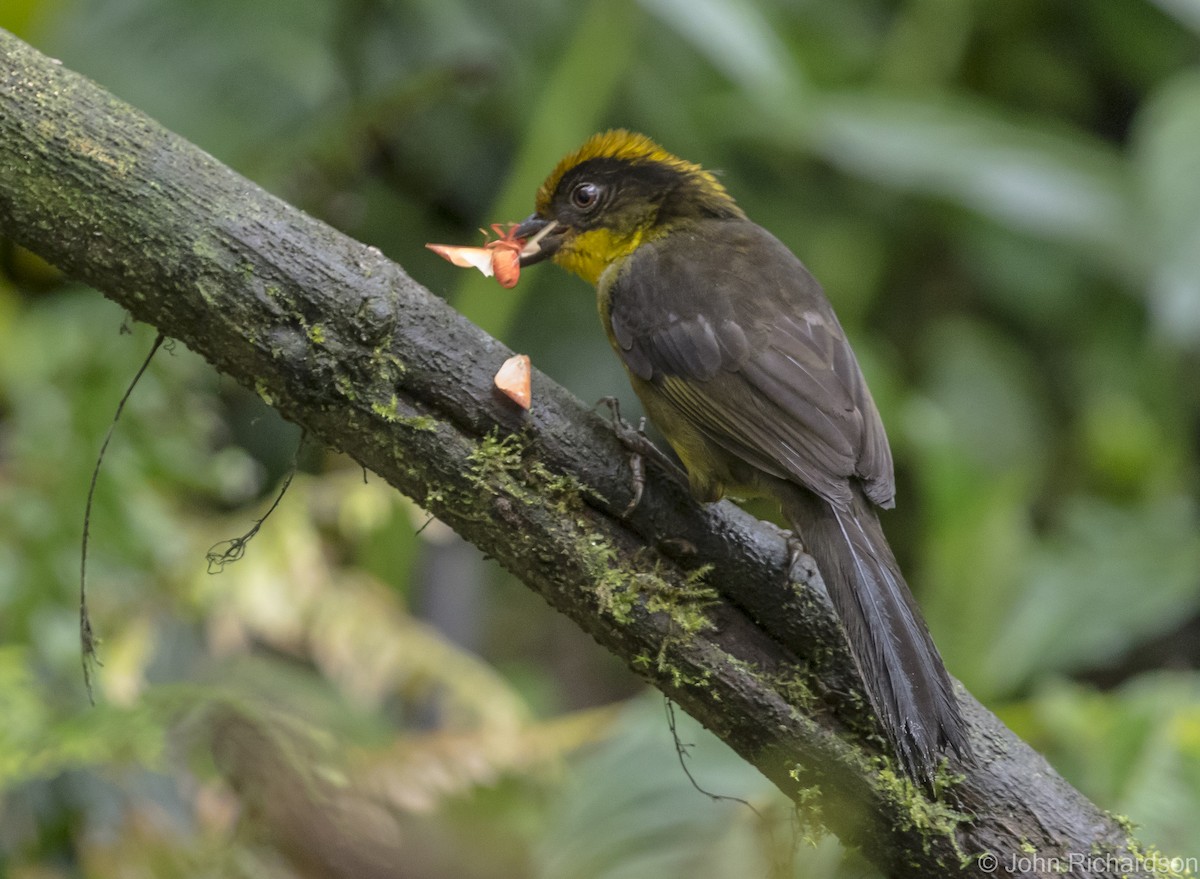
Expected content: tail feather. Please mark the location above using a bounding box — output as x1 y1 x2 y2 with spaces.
787 488 969 781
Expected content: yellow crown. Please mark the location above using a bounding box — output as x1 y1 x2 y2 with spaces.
535 130 732 213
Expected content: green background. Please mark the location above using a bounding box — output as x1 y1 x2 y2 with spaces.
1 0 1199 875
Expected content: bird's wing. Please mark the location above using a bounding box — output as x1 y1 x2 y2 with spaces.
607 220 894 509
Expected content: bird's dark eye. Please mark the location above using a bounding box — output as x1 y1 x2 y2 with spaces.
570 181 601 210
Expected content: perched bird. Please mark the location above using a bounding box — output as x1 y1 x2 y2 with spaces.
514 130 970 781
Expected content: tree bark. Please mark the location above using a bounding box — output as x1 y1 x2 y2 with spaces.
0 29 1177 877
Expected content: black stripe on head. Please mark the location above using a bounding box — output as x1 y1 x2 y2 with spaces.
549 157 742 231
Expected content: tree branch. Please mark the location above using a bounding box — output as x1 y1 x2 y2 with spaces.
0 30 1169 877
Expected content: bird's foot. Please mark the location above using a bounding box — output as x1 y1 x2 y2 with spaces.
597 397 687 516
784 531 819 585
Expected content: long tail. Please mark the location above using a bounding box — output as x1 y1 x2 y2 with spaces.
786 488 970 782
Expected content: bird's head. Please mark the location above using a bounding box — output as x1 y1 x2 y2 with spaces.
515 130 744 285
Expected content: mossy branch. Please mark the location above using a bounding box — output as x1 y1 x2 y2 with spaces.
0 30 1170 877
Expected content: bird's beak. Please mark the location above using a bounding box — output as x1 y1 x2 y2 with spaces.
515 215 564 267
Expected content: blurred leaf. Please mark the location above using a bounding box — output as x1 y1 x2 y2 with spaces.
951 223 1111 341
916 317 1051 475
192 475 525 729
48 0 342 163
638 0 806 100
0 0 61 37
1146 0 1200 35
536 695 847 879
360 705 620 814
987 496 1200 694
906 436 1033 697
1132 70 1200 345
1027 675 1200 855
0 295 219 666
806 93 1132 259
0 646 172 787
876 0 973 88
1078 388 1171 497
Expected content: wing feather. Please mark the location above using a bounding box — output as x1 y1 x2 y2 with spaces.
607 220 894 509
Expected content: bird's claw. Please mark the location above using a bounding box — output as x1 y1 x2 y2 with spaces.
785 531 819 585
598 397 686 517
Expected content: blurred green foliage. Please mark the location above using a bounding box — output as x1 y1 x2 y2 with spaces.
2 0 1200 875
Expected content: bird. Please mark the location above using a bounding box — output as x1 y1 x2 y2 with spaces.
512 129 970 782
